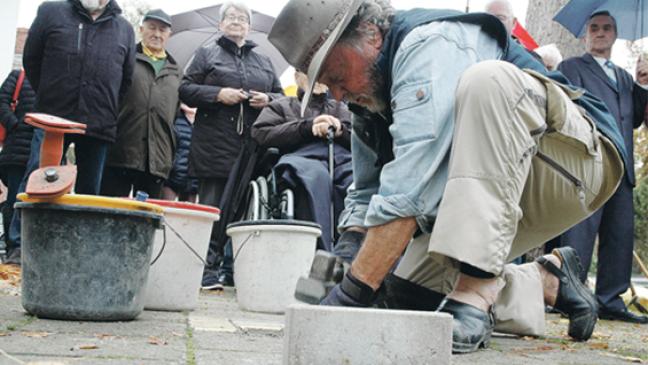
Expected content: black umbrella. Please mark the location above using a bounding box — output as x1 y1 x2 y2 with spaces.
167 4 290 73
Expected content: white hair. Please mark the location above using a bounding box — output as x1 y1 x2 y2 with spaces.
535 44 564 71
219 2 252 25
484 0 513 16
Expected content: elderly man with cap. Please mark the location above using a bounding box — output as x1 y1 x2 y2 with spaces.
269 0 627 353
101 9 182 199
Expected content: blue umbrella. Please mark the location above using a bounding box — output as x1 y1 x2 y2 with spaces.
553 0 648 41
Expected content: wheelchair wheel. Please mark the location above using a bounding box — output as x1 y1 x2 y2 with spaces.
244 180 260 221
256 176 269 220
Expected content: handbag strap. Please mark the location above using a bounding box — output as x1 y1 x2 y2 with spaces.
10 69 26 112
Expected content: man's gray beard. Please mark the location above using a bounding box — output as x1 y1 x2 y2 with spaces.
80 0 107 13
363 64 388 114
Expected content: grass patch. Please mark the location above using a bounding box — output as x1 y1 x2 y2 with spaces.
4 315 35 332
186 324 196 365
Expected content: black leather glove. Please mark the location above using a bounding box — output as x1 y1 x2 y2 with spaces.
320 270 378 307
332 230 365 263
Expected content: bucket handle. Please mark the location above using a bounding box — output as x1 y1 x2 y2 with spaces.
150 219 209 267
150 223 167 266
232 230 260 263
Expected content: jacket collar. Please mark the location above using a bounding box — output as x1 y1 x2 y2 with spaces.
70 0 122 23
583 53 619 93
217 35 258 56
135 42 179 76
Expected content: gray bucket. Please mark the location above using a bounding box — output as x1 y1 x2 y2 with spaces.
16 202 162 321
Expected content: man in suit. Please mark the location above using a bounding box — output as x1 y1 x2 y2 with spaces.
558 11 648 324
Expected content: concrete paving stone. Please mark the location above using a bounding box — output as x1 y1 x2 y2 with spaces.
17 312 187 338
192 330 282 354
195 349 281 365
5 354 183 365
189 315 237 333
284 304 453 365
0 331 186 362
0 295 28 323
230 319 284 334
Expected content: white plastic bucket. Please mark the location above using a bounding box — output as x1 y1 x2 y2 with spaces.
227 220 321 314
143 203 219 311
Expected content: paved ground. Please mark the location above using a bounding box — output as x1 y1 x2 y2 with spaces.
1 281 647 365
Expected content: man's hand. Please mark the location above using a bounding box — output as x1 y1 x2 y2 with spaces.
217 88 248 105
320 270 376 307
312 115 342 138
636 57 648 85
248 90 270 109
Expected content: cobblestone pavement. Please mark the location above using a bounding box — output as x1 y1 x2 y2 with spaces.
0 285 647 364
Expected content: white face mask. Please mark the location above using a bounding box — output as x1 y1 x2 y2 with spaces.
80 0 107 13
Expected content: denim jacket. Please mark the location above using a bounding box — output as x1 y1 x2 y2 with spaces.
338 21 502 233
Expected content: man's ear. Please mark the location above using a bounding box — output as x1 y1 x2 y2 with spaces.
366 23 383 50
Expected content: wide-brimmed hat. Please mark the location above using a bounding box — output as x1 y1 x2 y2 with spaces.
269 0 363 115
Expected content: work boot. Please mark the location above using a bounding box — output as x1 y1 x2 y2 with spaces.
536 247 598 341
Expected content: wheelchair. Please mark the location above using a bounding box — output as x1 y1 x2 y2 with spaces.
243 147 295 221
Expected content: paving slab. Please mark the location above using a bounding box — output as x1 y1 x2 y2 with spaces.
1 285 647 365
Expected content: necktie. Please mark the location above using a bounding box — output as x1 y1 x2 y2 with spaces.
604 60 617 85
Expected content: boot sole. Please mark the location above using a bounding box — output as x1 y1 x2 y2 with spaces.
452 330 491 354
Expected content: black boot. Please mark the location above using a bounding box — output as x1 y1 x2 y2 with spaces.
437 298 494 353
536 247 598 341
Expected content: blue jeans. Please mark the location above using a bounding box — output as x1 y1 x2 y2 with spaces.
1 165 26 250
8 129 109 247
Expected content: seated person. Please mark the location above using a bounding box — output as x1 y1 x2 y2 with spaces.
251 71 353 250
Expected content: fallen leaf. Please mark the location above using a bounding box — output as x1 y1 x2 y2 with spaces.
0 332 9 337
22 331 50 338
588 342 609 350
535 345 554 352
148 336 167 346
94 333 117 340
171 332 184 337
77 344 98 350
602 352 642 363
522 336 534 341
591 332 612 340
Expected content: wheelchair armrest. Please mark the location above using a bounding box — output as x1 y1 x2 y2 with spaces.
257 147 281 175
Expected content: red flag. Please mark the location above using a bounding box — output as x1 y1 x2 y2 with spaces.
512 19 539 51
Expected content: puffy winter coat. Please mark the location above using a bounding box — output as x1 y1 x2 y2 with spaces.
166 113 199 194
22 0 136 142
179 35 283 178
251 91 352 153
0 69 36 168
105 44 182 179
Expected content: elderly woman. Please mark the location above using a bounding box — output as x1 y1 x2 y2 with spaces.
180 1 283 207
179 1 283 288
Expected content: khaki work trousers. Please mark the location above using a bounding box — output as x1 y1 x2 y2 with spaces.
393 61 624 336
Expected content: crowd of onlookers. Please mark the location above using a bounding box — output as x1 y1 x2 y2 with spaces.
0 0 352 290
0 0 647 327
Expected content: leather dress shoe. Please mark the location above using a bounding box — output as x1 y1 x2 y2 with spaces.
437 298 494 354
599 307 648 324
537 247 598 341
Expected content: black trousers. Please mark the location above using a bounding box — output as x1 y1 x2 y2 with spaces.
100 167 164 199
